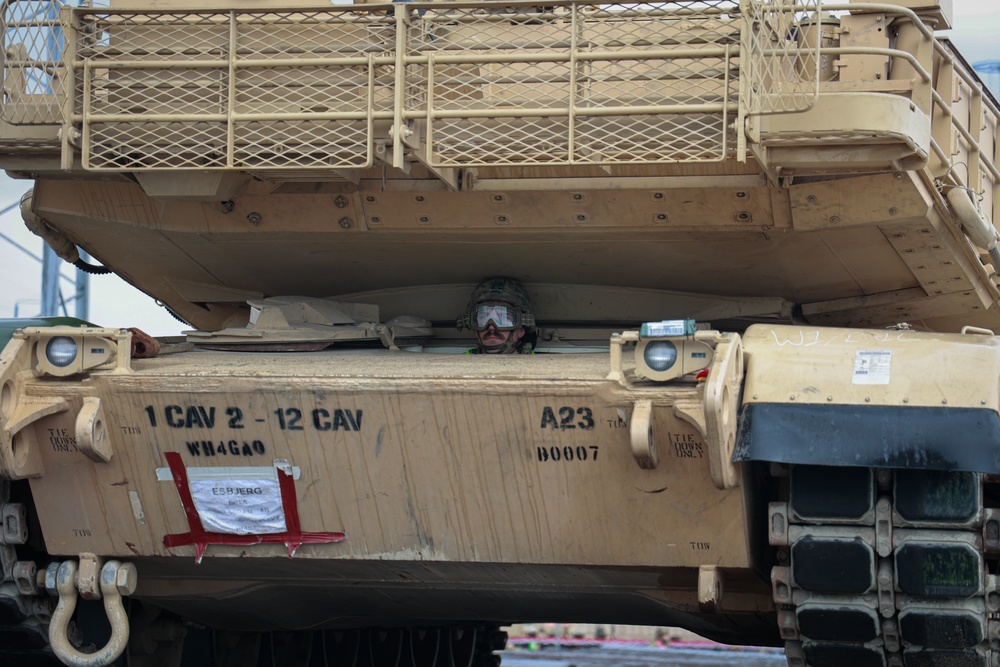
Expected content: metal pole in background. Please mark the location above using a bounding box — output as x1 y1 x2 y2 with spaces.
40 245 61 316
76 251 90 320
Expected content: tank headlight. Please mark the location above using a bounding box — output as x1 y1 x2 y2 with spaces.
634 320 715 382
45 336 78 368
643 340 677 372
27 327 127 377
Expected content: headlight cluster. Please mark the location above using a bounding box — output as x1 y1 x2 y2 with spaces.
26 327 126 377
634 320 714 382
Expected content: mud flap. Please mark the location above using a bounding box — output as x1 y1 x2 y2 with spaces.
733 403 1000 473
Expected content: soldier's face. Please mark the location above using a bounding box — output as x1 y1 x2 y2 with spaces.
477 323 524 353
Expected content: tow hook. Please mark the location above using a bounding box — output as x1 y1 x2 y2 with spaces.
46 554 137 667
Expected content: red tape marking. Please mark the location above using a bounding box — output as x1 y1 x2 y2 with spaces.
162 452 346 563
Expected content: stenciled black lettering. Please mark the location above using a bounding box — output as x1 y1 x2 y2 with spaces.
197 406 216 428
332 409 350 431
535 444 601 463
540 407 558 429
183 441 265 457
558 407 576 430
346 409 363 431
274 408 304 431
576 407 595 430
185 406 204 429
226 407 244 429
312 409 332 431
144 405 157 427
165 405 184 428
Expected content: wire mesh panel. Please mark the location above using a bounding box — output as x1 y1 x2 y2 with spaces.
2 0 68 125
2 0 833 171
741 0 822 116
72 7 394 170
404 1 740 167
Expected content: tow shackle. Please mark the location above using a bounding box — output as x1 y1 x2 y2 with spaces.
48 558 137 667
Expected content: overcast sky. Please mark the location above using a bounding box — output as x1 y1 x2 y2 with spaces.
1 0 999 336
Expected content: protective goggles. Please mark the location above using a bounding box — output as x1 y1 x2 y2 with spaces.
471 303 521 331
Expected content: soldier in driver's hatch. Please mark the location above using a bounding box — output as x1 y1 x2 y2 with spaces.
457 277 535 354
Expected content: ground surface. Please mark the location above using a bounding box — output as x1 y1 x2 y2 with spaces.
499 643 786 667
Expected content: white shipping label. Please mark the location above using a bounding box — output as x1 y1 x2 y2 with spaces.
188 469 287 535
853 350 892 385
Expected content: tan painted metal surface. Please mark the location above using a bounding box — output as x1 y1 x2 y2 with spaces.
4 0 1000 662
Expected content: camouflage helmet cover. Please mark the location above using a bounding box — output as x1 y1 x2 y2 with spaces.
457 277 535 330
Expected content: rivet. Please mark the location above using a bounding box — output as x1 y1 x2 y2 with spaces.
365 195 377 203
418 216 430 224
576 214 588 222
736 191 748 198
370 216 382 224
752 394 758 400
246 212 262 226
220 200 235 214
652 192 664 200
830 215 841 223
983 399 988 405
655 213 668 222
334 195 349 209
894 172 904 180
888 207 898 215
865 396 871 402
942 399 948 405
414 195 425 202
789 395 795 401
902 398 909 403
572 193 585 201
807 195 817 203
338 217 353 229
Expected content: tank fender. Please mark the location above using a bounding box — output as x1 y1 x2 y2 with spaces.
733 324 1000 472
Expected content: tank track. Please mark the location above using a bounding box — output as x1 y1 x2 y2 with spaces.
768 465 1000 667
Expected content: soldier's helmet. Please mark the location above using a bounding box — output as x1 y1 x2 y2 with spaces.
457 277 535 331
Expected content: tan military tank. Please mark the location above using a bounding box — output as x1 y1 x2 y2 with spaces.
2 0 1000 665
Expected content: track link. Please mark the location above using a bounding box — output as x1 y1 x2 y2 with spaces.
769 466 1000 667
